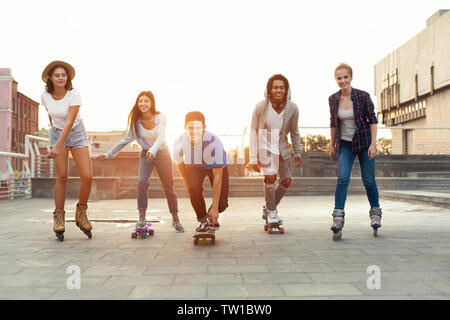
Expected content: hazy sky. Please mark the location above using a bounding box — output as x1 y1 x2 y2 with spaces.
1 0 448 144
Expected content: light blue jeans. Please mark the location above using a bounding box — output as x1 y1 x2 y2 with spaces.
334 140 380 210
50 122 89 149
137 146 178 213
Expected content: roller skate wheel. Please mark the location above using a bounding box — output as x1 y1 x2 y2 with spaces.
131 232 137 239
194 238 199 246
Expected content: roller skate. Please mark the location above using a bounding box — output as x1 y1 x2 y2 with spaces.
265 210 284 234
330 209 345 241
369 207 382 237
75 203 92 239
53 208 65 241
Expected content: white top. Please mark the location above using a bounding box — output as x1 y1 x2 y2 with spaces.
259 103 284 155
141 125 158 147
338 108 356 142
40 88 83 129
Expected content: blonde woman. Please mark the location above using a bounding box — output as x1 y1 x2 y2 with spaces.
328 63 382 241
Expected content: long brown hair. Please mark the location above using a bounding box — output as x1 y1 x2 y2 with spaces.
45 65 73 93
126 91 160 137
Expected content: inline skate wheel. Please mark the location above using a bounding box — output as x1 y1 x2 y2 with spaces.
333 231 342 241
56 232 64 241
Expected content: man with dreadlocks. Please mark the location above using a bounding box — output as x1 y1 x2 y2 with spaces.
249 74 302 231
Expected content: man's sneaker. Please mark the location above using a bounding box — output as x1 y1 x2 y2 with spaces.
171 219 185 232
196 221 209 233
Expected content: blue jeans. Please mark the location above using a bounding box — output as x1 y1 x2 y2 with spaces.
334 140 380 210
50 122 89 149
137 146 178 213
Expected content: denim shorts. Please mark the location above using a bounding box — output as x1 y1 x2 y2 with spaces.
50 122 89 149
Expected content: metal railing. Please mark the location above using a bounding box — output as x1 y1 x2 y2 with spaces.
0 135 53 200
296 126 450 155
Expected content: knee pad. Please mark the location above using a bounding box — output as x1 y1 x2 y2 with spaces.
264 175 277 184
281 178 292 188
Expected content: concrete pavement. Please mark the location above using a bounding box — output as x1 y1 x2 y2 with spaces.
1 195 450 300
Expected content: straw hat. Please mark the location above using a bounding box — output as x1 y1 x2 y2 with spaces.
41 60 75 82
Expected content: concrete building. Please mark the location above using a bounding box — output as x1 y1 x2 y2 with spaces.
374 10 450 154
88 131 141 157
0 68 39 178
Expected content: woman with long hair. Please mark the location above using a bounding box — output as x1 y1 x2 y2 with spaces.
97 91 184 232
41 60 93 241
328 63 382 241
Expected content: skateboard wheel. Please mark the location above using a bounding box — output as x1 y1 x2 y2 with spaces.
141 232 147 239
131 232 137 239
149 229 154 236
279 227 285 234
194 238 199 246
264 224 268 231
373 228 378 237
211 238 215 245
268 228 273 234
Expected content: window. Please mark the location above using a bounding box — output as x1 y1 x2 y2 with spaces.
430 65 434 95
415 74 418 101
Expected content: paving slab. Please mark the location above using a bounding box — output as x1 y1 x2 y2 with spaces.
1 195 450 299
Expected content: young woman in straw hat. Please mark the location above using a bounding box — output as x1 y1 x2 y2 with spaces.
41 60 93 241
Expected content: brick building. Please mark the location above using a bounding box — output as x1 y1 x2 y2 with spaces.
0 68 39 177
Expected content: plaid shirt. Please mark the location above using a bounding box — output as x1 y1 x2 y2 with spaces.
329 87 378 153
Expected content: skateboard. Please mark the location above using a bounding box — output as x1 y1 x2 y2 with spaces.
193 229 215 246
264 220 285 234
131 223 154 239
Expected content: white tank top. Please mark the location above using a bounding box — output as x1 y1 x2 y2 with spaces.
338 108 356 142
141 126 157 146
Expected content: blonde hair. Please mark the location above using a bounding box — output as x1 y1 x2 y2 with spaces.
334 63 353 79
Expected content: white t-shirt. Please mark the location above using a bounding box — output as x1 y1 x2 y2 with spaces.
259 103 284 155
141 126 157 146
41 88 83 129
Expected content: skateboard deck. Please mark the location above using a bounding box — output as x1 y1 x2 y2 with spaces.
131 223 154 239
193 229 215 245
